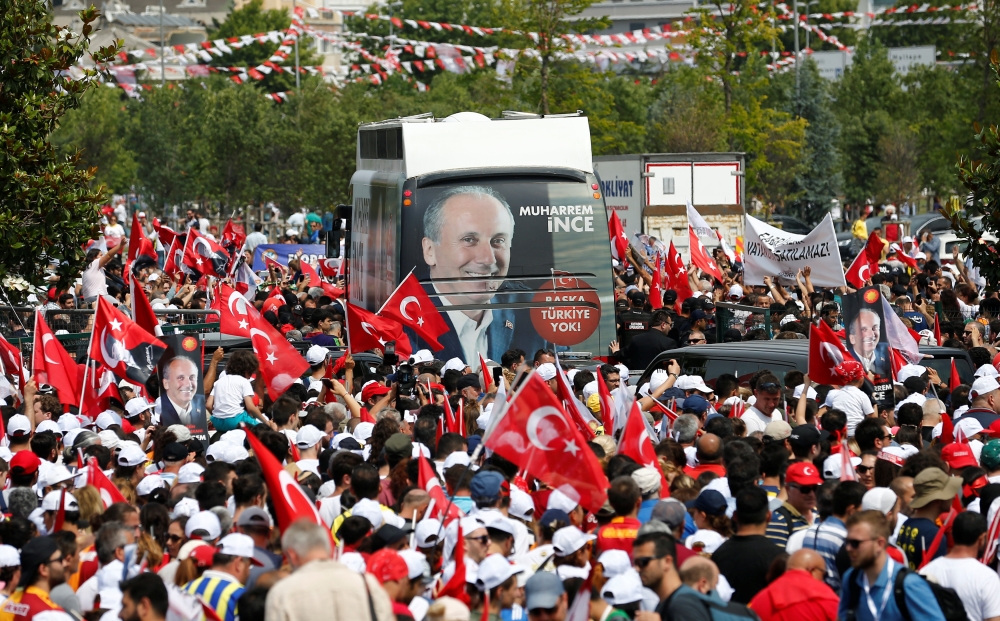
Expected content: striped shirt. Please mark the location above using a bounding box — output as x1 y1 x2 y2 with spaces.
800 516 848 592
184 570 245 621
765 503 808 549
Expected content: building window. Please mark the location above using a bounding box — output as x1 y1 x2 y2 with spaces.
629 21 645 29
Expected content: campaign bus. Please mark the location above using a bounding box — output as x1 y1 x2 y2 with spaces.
337 111 616 366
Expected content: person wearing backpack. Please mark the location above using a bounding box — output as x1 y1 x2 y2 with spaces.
839 510 946 621
632 531 758 621
920 511 1000 621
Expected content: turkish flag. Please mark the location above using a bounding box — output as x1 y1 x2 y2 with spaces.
890 347 906 381
479 353 492 393
951 358 961 390
162 235 185 279
247 310 310 400
212 283 257 338
665 241 694 310
554 361 595 441
688 225 724 283
597 371 616 436
129 273 162 337
79 362 121 417
608 212 629 263
0 334 26 396
484 372 610 513
346 302 403 354
378 273 449 351
221 219 246 255
650 256 664 310
418 453 463 523
808 321 853 385
87 456 128 507
243 424 327 535
263 254 287 276
299 260 321 287
318 258 340 278
891 244 918 270
127 213 157 263
934 313 942 346
434 522 468 604
182 229 230 278
846 233 884 288
320 282 344 300
618 401 669 496
152 218 177 246
232 260 261 300
89 297 166 386
33 312 81 406
840 437 857 481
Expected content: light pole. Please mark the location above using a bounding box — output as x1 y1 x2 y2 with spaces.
293 0 300 93
159 0 165 86
793 0 800 101
387 1 402 53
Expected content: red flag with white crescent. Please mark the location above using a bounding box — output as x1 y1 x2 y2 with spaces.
32 312 81 406
377 273 449 351
0 333 26 397
211 283 257 338
182 229 230 278
618 401 669 496
87 457 128 507
89 297 166 386
608 211 629 263
418 452 463 523
484 372 609 513
346 302 404 354
808 321 853 386
247 310 309 400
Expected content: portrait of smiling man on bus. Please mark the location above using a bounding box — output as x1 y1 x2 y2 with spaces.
419 185 539 365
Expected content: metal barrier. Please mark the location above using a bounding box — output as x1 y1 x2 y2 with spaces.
40 308 219 336
714 302 773 340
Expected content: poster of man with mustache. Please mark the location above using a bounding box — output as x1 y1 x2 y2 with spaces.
842 286 894 409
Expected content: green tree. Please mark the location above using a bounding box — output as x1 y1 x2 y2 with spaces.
647 66 728 153
833 37 902 206
0 2 119 288
52 86 137 194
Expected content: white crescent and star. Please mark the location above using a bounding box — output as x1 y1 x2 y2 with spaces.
361 322 387 345
227 292 251 331
109 318 122 332
41 334 59 365
250 328 277 364
399 296 419 321
820 342 844 367
857 262 871 282
526 406 563 451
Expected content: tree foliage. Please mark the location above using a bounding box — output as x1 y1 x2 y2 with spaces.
0 1 119 288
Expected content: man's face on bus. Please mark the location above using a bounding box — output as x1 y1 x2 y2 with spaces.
849 311 880 357
422 192 513 304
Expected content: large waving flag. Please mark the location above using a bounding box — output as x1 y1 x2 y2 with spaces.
687 202 724 282
345 302 404 354
378 273 449 351
246 310 309 400
33 312 80 406
244 424 325 535
89 297 166 386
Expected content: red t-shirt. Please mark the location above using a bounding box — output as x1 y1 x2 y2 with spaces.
0 587 62 621
683 463 727 479
596 517 642 558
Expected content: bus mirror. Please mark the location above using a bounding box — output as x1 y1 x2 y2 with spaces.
336 204 352 223
326 230 342 258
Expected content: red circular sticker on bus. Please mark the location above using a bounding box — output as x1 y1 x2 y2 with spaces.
529 275 601 346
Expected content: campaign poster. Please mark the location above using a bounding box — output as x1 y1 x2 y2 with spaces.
252 244 326 271
157 334 208 445
396 179 617 366
841 287 895 409
743 214 846 288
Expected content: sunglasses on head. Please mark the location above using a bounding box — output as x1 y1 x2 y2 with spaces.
757 382 781 393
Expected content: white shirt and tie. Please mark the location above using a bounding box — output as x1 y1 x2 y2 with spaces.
436 287 492 367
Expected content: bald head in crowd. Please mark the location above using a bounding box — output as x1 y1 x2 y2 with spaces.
679 557 719 595
695 433 723 465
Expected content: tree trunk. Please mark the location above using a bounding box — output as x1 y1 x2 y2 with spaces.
540 53 550 115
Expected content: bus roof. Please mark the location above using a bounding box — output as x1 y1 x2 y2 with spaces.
356 114 594 179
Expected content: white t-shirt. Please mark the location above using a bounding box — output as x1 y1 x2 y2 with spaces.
831 386 874 436
210 374 255 418
296 459 319 476
741 406 776 435
81 259 108 299
921 556 1000 621
104 224 125 239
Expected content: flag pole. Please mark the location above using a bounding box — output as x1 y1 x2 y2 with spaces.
376 266 416 315
78 309 97 413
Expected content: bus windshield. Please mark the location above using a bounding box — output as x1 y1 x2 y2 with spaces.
398 175 616 362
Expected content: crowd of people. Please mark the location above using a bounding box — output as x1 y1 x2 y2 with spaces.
2 205 1000 621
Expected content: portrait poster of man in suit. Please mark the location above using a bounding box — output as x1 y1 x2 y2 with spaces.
157 334 208 444
842 287 894 408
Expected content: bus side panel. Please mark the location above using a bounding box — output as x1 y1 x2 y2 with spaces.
350 171 403 311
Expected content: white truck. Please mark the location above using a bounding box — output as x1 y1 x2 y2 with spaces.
593 153 746 259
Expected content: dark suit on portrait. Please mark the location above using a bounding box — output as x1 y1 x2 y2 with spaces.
848 342 891 379
159 393 206 430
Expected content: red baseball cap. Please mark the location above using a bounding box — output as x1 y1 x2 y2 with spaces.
10 451 41 476
942 444 979 470
786 462 824 486
367 548 408 585
361 382 391 403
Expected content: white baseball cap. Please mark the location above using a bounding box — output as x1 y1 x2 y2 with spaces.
862 487 898 514
118 379 138 391
536 363 557 381
305 345 329 365
57 414 81 433
976 364 1000 379
351 498 383 529
41 490 78 512
442 358 467 373
295 424 325 449
972 376 1000 398
547 489 579 514
398 549 431 582
476 553 523 591
597 550 632 579
217 533 256 559
410 350 434 364
95 410 122 430
178 462 205 484
482 514 517 538
117 444 147 468
0 545 19 568
508 487 535 522
125 398 154 418
602 571 644 606
792 384 818 401
35 420 61 435
552 526 596 557
172 497 200 518
167 424 192 442
136 474 167 497
443 451 471 471
38 465 75 489
8 414 30 437
185 511 222 540
728 285 744 298
98 430 120 450
220 430 246 447
415 519 443 548
354 422 375 443
955 417 986 439
896 365 926 383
